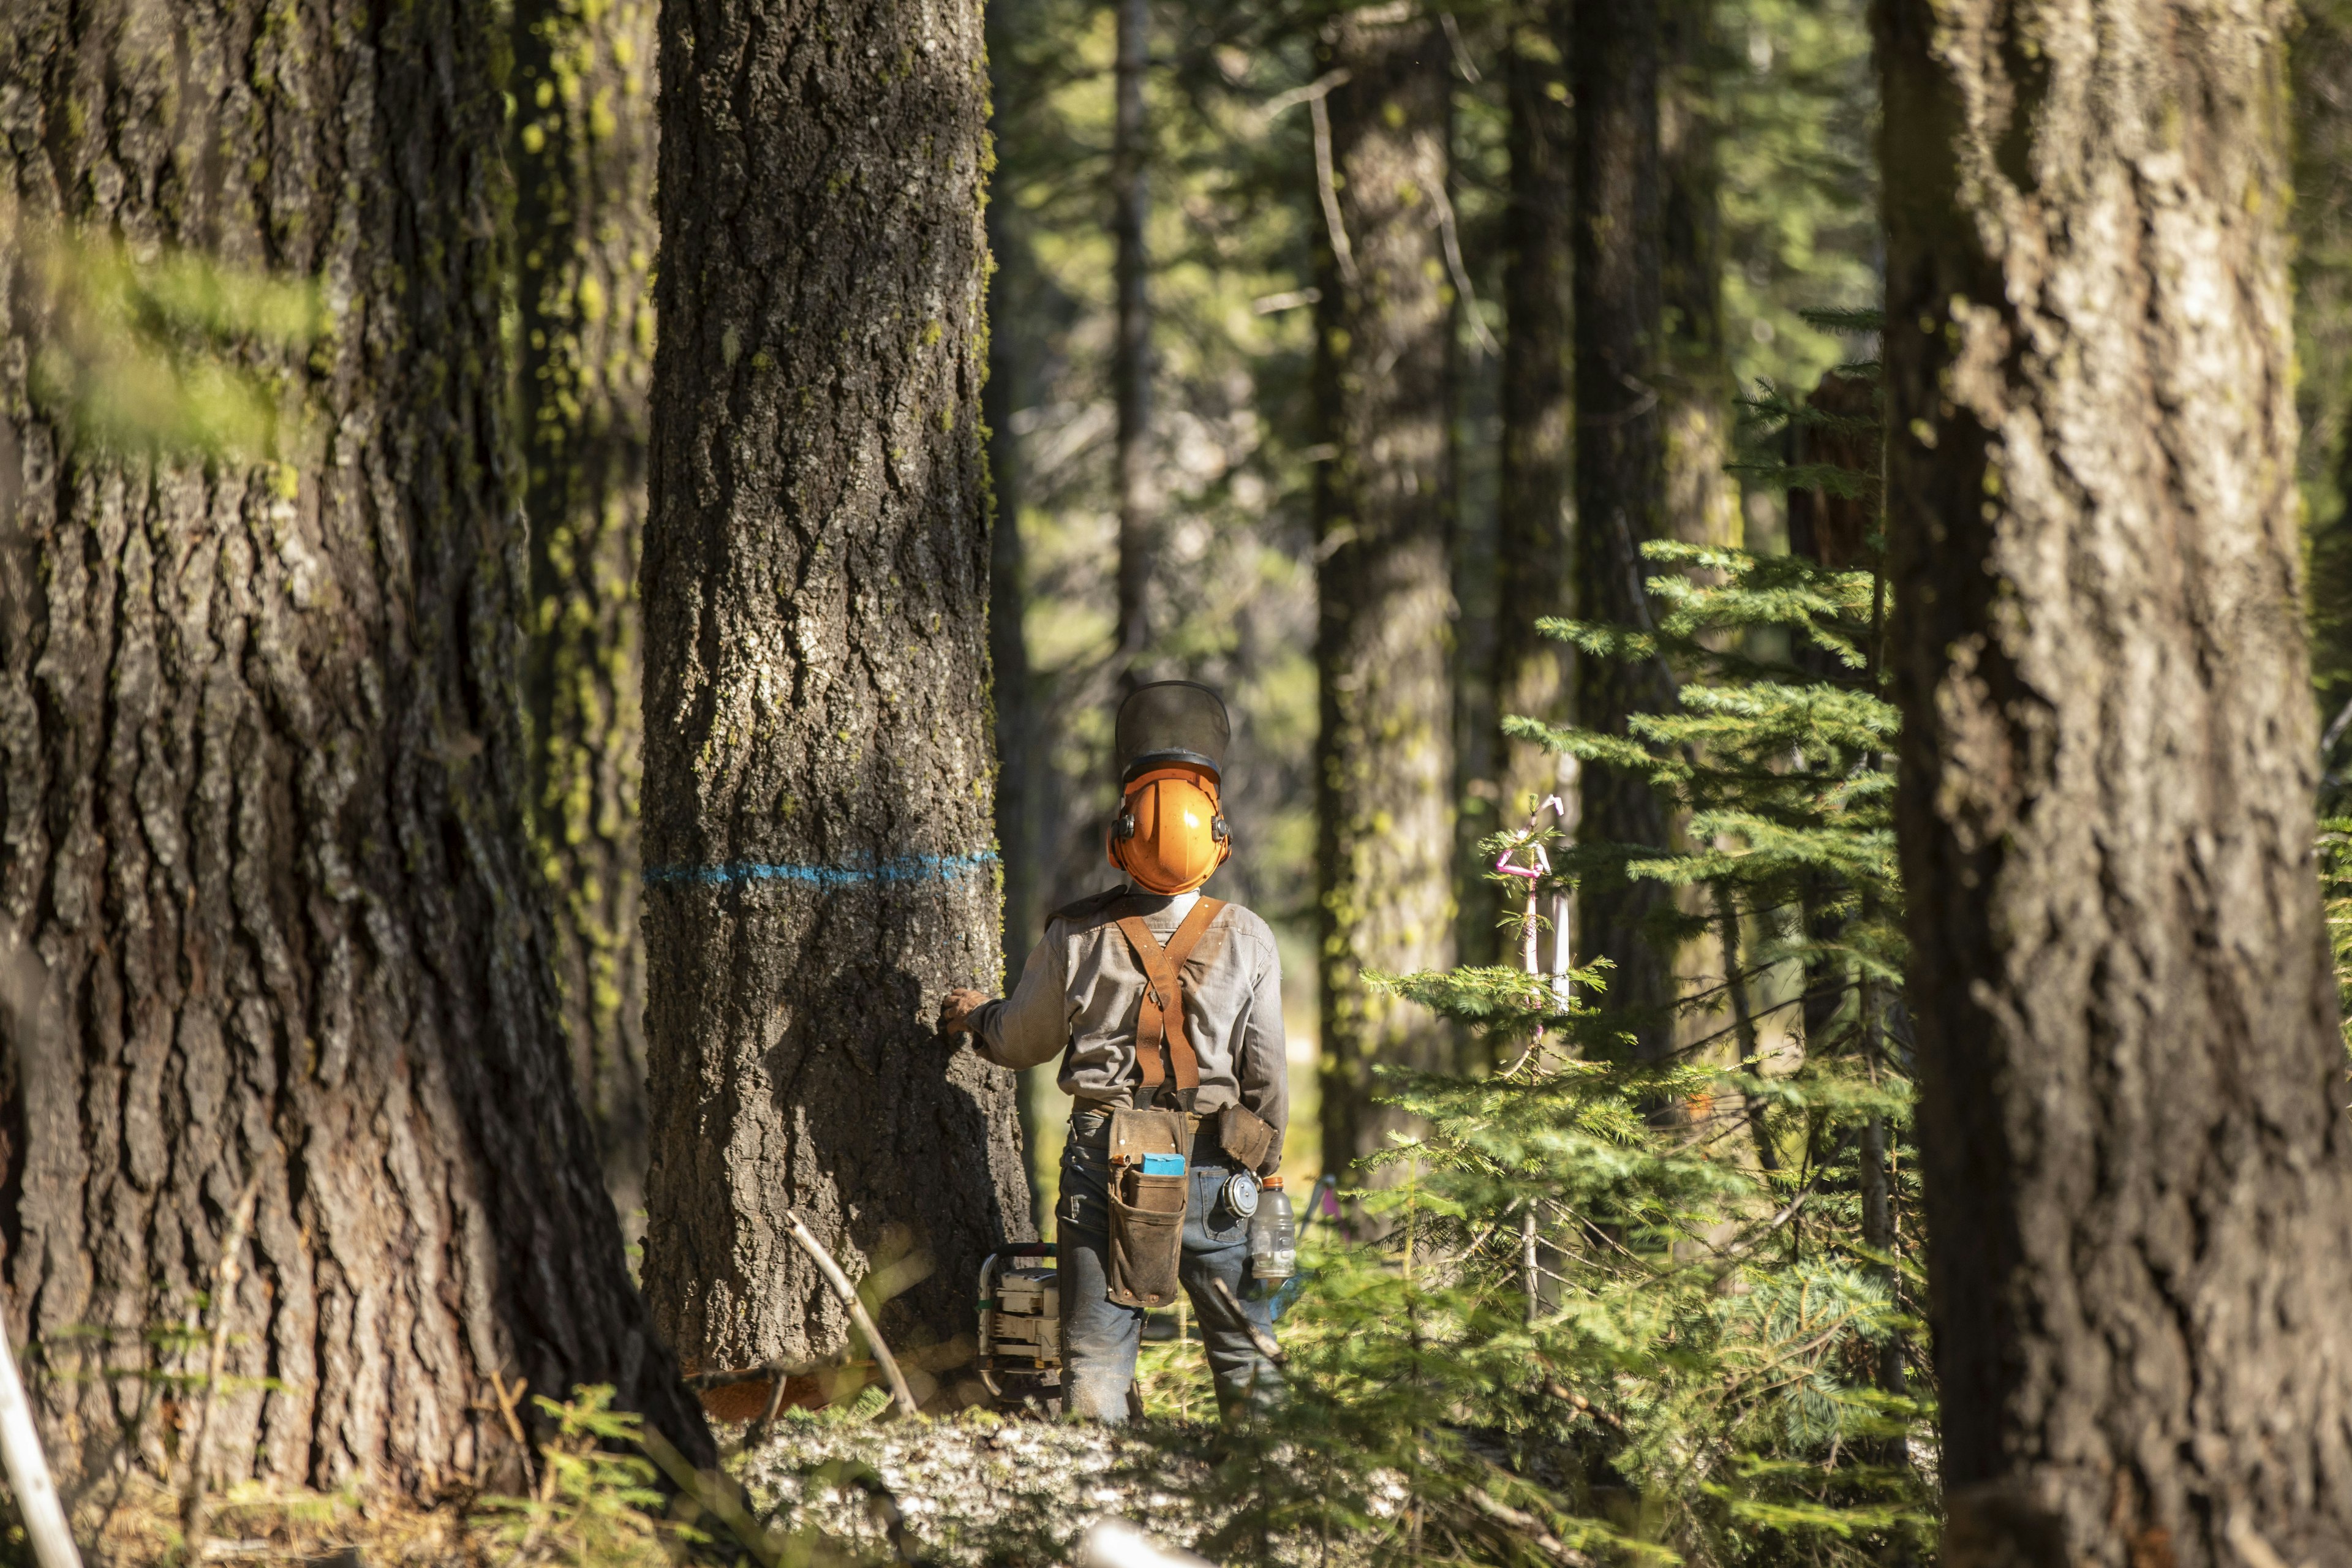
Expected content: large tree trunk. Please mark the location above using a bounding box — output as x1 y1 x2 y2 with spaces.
1314 15 1458 1185
641 0 1031 1382
1110 0 1155 688
0 0 706 1499
1572 0 1675 1058
1494 0 1578 825
1881 3 2352 1563
513 0 659 1227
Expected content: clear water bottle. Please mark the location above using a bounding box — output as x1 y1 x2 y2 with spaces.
1248 1175 1296 1283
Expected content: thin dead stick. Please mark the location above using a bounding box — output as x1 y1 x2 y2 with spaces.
1428 179 1499 357
488 1369 536 1493
1521 1205 1539 1329
183 1172 264 1546
1204 1276 1286 1365
1496 796 1570 1076
1303 83 1359 288
1261 58 1357 285
780 1210 919 1419
0 1319 83 1568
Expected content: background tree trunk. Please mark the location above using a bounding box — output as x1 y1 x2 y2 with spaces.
0 0 705 1497
1314 15 1459 1186
512 0 660 1230
1881 2 2352 1562
641 0 1031 1382
1112 0 1155 689
1659 0 1740 1063
1495 1 1578 826
2292 0 2352 769
1572 0 1674 1059
1660 0 1735 559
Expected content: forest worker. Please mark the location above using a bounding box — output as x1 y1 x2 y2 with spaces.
941 680 1288 1422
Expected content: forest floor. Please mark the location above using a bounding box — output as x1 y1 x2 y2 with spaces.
59 1410 1244 1568
735 1408 1221 1564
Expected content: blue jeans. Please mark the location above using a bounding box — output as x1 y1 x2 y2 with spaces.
1057 1110 1280 1422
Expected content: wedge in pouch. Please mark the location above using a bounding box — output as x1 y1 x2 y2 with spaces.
1105 1107 1190 1308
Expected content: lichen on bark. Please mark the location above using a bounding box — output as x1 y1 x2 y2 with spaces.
511 0 660 1226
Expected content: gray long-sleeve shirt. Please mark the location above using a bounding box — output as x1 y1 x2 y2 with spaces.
970 886 1287 1157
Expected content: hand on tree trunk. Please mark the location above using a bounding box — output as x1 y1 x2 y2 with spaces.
941 989 992 1038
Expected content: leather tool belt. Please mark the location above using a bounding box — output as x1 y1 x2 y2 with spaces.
1103 1106 1189 1308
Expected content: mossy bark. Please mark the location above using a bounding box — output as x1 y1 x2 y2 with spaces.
1313 13 1459 1186
0 0 706 1496
1881 1 2352 1561
1494 1 1578 825
511 0 659 1226
1572 0 1675 1058
641 0 1031 1379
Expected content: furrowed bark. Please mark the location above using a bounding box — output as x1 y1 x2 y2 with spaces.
1572 0 1675 1059
1495 0 1578 826
512 0 660 1225
642 0 1031 1378
1880 1 2352 1562
1313 12 1459 1185
0 0 706 1498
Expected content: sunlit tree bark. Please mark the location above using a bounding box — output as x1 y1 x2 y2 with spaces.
1882 1 2352 1561
641 0 1031 1381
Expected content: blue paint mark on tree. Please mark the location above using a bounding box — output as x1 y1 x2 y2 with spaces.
643 851 1000 889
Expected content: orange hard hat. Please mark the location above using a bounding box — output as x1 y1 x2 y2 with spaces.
1107 763 1232 894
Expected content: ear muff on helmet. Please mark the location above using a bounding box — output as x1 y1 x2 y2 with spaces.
1106 764 1232 894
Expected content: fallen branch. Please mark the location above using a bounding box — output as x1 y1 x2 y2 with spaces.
781 1210 920 1419
0 1315 81 1568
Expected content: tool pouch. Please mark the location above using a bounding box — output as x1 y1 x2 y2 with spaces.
1215 1104 1278 1174
1104 1107 1189 1308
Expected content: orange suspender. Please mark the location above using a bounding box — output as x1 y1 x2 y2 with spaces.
1112 897 1225 1094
